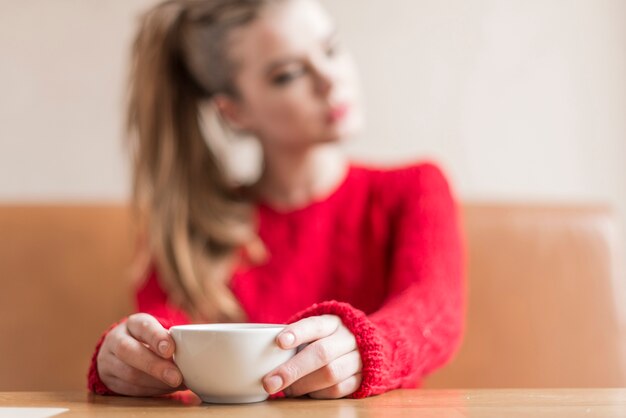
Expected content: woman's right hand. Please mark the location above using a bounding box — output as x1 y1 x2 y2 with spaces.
96 313 184 396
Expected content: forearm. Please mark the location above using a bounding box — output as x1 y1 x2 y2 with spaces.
367 283 465 388
288 284 464 398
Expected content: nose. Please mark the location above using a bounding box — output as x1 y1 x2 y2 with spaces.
312 63 335 98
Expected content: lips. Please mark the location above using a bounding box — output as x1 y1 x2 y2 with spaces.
327 102 351 123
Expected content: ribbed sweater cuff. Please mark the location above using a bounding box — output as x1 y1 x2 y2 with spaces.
288 300 387 398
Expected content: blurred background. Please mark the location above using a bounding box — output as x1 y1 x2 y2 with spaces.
1 0 625 390
1 0 624 208
1 0 624 219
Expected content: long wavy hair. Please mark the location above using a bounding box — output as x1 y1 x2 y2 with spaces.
127 0 280 322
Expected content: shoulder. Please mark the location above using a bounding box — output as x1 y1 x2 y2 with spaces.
351 159 454 200
389 160 451 190
340 160 458 232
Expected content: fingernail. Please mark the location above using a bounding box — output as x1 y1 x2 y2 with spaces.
278 332 295 348
264 375 283 394
163 368 182 387
158 340 170 356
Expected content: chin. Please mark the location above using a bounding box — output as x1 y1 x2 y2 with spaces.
326 118 362 142
319 134 347 144
317 124 357 144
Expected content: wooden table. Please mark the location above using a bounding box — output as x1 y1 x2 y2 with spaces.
1 389 626 417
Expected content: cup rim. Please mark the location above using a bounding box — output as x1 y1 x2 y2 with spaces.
170 323 286 333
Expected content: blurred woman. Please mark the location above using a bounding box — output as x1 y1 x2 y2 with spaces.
89 0 465 399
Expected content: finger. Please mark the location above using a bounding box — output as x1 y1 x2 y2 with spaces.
308 373 362 400
126 313 175 358
276 315 341 349
104 375 175 397
263 332 352 394
106 352 178 392
111 332 183 388
285 350 362 397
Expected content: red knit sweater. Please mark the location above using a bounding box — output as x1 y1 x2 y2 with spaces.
88 161 465 399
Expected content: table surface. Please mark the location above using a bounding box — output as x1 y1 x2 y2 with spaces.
1 389 626 418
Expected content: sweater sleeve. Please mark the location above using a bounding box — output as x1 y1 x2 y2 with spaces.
87 266 190 395
288 162 466 398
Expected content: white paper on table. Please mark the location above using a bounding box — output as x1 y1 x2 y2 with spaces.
0 408 68 418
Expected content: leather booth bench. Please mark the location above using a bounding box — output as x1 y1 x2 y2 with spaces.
1 204 624 390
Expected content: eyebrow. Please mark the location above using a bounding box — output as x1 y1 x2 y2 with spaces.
263 28 339 76
264 56 299 76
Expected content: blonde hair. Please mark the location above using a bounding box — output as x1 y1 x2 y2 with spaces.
127 0 279 322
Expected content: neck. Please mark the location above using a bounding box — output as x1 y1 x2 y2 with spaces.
253 143 348 211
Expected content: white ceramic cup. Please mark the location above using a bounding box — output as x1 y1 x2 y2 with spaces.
169 323 296 404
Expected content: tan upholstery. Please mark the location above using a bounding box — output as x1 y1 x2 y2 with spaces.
0 204 624 390
0 205 134 390
425 204 626 388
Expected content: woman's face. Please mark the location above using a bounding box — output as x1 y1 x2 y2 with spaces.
218 0 363 151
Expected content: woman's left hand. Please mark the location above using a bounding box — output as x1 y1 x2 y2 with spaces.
262 314 362 399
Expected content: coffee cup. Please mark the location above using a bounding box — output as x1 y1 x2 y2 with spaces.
169 323 296 404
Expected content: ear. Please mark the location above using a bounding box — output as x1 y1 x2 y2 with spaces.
212 94 253 132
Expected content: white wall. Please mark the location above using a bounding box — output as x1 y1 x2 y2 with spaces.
0 1 153 200
1 1 625 234
325 0 626 204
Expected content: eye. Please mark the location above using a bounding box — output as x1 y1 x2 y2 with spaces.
326 39 342 57
271 68 306 86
